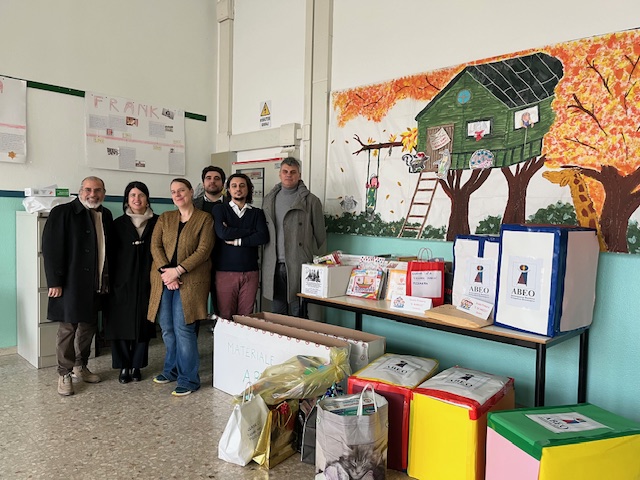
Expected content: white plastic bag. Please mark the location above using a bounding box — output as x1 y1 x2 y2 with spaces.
22 195 75 213
218 387 269 466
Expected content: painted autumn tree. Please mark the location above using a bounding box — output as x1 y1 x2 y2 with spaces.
333 56 554 238
544 31 640 252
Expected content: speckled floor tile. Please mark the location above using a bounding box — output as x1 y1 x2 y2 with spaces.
0 329 414 479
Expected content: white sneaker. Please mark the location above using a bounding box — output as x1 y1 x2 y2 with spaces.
57 373 74 396
71 365 101 383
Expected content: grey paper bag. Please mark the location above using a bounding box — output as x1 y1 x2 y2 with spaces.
315 385 388 479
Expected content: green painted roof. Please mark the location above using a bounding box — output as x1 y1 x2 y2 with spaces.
467 53 563 108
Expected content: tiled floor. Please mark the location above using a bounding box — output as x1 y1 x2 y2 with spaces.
1 328 414 479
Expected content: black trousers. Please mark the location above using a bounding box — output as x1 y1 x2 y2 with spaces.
272 262 300 317
111 339 149 369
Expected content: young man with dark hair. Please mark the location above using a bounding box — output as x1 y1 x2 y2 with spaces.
193 166 226 214
211 173 269 319
193 165 227 316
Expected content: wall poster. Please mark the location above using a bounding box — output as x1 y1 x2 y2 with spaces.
0 76 27 164
85 92 185 175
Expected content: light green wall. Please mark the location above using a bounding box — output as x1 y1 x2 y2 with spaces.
0 197 23 348
327 233 640 423
0 195 175 350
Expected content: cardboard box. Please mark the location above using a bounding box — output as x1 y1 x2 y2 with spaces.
408 366 515 480
494 224 599 336
213 316 350 396
486 403 640 480
453 235 500 317
242 312 385 373
348 354 439 471
301 264 353 298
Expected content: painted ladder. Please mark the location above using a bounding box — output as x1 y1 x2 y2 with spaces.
398 171 439 238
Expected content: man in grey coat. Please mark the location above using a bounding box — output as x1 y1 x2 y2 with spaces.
262 158 326 316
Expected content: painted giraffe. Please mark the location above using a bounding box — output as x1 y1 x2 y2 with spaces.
542 168 607 251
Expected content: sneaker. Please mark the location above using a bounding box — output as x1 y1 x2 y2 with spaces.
171 386 193 397
152 374 173 384
71 365 101 383
57 373 74 396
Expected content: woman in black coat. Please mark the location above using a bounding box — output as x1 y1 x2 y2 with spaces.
105 181 158 383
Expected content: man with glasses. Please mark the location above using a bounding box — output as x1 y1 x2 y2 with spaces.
42 176 113 395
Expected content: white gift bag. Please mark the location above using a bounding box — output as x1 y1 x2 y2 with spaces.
218 387 269 466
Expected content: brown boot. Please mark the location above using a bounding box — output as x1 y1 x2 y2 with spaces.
71 365 101 383
57 373 74 396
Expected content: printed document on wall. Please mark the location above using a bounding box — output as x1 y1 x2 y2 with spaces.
85 92 185 174
0 76 27 164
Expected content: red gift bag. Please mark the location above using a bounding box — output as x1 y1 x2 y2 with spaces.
406 248 445 307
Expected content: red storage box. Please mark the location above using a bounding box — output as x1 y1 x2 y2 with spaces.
347 354 438 471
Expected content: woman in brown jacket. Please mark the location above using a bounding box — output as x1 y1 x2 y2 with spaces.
147 178 214 396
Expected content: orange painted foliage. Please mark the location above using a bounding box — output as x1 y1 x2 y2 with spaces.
331 48 545 128
332 66 461 127
543 30 640 208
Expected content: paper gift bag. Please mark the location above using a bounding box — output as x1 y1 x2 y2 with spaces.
252 399 299 469
452 235 500 317
301 405 318 465
218 387 269 466
406 248 445 306
494 224 599 336
316 385 389 479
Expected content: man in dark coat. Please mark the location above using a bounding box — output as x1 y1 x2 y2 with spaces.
42 176 113 396
193 165 227 317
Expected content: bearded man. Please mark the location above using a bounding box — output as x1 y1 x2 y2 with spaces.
42 176 113 395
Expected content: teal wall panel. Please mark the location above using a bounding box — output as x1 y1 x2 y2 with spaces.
327 232 640 422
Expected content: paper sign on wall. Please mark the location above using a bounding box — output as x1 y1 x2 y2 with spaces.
85 92 185 174
0 76 27 164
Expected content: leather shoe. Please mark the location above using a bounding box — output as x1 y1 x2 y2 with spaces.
130 368 142 382
119 368 131 384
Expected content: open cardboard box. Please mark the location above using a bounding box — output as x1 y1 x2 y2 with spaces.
213 315 351 396
241 312 385 372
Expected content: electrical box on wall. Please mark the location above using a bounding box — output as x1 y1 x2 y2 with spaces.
210 152 237 178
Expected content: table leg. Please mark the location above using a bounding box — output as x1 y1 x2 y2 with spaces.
300 298 308 319
355 311 363 331
578 329 589 403
535 344 546 407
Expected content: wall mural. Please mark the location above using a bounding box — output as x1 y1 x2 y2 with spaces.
325 28 640 253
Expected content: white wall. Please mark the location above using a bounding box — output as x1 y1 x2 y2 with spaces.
228 0 640 199
331 0 640 90
232 0 306 135
0 0 217 198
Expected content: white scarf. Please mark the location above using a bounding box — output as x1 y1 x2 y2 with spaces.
126 207 154 237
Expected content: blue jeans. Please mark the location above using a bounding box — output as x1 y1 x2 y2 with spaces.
157 287 200 391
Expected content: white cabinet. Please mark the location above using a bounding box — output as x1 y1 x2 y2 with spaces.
16 211 96 368
16 212 57 368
